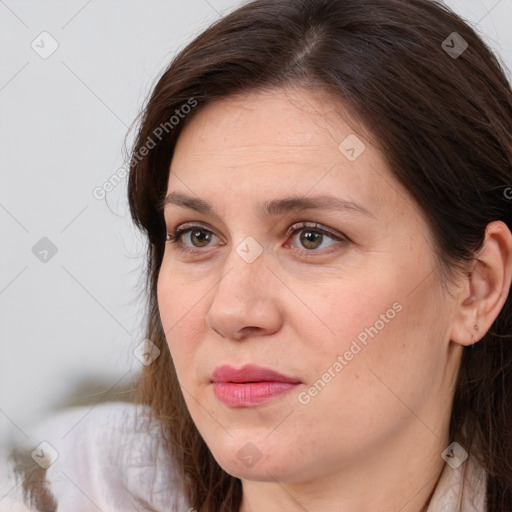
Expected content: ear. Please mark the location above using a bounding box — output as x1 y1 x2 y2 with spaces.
450 221 512 347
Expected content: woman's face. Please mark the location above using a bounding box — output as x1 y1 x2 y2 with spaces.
157 87 461 485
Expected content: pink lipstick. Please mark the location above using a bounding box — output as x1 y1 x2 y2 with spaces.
210 364 301 408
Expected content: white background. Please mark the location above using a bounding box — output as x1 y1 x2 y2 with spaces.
1 0 511 457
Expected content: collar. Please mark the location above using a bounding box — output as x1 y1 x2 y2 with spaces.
426 452 487 511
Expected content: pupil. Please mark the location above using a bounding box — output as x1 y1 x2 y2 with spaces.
302 230 321 249
193 230 210 246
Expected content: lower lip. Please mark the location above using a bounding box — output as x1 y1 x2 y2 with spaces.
212 381 300 407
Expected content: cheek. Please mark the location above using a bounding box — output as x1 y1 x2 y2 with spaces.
298 268 445 407
157 263 195 332
156 268 207 377
157 272 187 352
301 275 401 354
156 270 175 336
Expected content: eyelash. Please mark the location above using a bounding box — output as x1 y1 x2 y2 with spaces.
165 222 349 257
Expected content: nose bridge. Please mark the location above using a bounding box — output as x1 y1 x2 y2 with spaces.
205 236 281 338
217 234 267 300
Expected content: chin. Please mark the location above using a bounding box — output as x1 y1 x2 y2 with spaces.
208 442 304 483
217 457 284 482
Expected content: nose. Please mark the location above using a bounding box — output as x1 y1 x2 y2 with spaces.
205 246 283 341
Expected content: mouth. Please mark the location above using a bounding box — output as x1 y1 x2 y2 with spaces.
210 364 302 408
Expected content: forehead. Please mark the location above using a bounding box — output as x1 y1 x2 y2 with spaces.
172 87 370 162
168 88 388 201
165 87 432 251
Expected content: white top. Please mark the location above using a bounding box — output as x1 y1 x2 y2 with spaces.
0 401 487 511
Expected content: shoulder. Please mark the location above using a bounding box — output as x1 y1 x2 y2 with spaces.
1 401 190 512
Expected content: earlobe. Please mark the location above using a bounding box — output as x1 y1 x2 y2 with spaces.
450 221 512 347
450 285 480 347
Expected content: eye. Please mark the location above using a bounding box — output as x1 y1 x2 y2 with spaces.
166 223 220 254
285 222 348 254
165 221 349 256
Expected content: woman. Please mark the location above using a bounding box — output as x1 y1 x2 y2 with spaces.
4 0 511 510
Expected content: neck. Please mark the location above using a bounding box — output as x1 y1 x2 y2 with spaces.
238 414 449 512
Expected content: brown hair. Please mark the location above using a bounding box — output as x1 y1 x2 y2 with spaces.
11 0 512 510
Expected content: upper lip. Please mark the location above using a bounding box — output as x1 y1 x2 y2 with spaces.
210 364 301 384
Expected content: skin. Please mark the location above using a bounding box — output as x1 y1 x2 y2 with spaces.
156 87 512 512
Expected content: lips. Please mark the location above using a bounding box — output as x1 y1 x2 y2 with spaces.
210 364 302 408
210 364 301 384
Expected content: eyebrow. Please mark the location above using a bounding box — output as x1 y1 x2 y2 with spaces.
162 191 376 219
